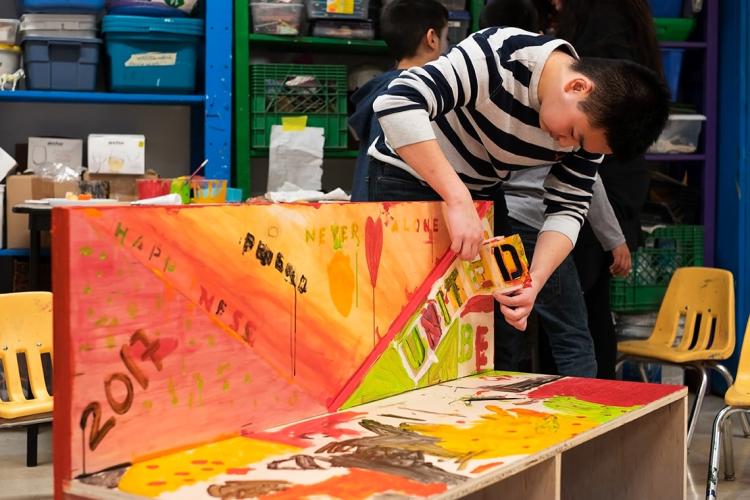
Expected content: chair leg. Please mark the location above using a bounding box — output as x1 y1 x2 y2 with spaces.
615 356 626 379
706 407 743 500
26 424 39 467
721 417 735 481
637 362 650 383
709 364 750 437
688 364 709 447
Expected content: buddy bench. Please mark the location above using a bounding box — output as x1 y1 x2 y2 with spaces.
51 202 687 499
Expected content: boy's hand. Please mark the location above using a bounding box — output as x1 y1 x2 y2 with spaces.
443 198 483 260
493 279 541 331
609 242 631 277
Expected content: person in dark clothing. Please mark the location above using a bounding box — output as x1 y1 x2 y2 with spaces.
552 0 664 379
348 0 449 201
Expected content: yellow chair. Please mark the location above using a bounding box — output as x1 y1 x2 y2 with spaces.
706 317 750 499
0 292 53 466
617 267 738 446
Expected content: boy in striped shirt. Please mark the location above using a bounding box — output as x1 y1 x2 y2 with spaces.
369 27 669 331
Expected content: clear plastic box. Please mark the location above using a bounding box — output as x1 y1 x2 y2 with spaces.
20 14 98 39
306 0 369 20
0 19 20 45
312 20 373 39
251 2 306 35
648 114 706 154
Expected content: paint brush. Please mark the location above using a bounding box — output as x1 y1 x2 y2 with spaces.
188 159 208 181
462 396 523 403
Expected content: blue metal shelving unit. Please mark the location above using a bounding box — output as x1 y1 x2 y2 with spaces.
0 4 232 180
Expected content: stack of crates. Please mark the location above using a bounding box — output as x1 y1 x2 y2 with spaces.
249 63 348 150
610 225 704 313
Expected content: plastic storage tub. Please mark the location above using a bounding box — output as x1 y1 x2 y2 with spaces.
653 17 695 41
0 44 22 75
17 0 105 13
102 15 203 93
661 48 683 101
447 10 470 45
251 2 305 36
0 20 20 44
22 36 100 90
306 0 369 20
312 20 373 39
648 114 705 154
20 14 98 39
106 0 198 16
648 0 684 17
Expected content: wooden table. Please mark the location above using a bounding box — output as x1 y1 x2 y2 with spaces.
65 372 687 500
11 203 51 290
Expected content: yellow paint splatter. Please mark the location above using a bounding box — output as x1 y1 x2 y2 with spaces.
109 317 119 327
222 379 230 391
94 316 109 327
105 336 117 349
96 271 103 278
206 335 215 347
98 251 108 261
167 378 178 406
86 307 95 318
143 400 153 410
106 295 112 304
244 373 252 384
127 304 138 319
83 285 92 295
217 362 231 376
118 437 300 497
188 338 197 347
78 343 94 352
193 373 204 405
188 390 194 408
403 405 598 462
79 247 93 256
183 317 192 330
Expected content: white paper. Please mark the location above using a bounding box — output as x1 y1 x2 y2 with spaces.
265 182 351 203
130 193 182 206
0 146 16 182
267 125 324 193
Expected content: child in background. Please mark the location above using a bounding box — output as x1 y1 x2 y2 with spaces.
348 0 449 201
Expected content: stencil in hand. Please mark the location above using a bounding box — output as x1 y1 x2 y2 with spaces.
52 201 500 490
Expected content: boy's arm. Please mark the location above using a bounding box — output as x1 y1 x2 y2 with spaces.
587 173 631 276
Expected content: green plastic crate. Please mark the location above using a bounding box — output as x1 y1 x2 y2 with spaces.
654 17 696 42
250 64 348 149
610 225 704 313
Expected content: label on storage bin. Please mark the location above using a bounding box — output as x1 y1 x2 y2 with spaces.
327 0 355 14
125 52 177 67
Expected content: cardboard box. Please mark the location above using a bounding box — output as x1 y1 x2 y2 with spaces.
88 134 146 175
5 175 79 249
27 137 83 171
83 172 152 202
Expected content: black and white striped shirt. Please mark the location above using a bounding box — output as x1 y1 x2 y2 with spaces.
370 27 603 244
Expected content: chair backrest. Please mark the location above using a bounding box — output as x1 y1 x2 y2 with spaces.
0 292 53 419
734 317 750 393
648 267 735 359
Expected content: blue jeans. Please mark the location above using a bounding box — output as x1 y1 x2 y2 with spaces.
494 220 598 377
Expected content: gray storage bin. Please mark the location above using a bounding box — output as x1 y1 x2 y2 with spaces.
22 36 101 91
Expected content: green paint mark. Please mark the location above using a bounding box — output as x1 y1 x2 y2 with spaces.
78 343 94 352
80 247 93 256
458 323 474 362
105 336 116 349
127 304 138 319
109 317 119 327
98 251 108 261
436 291 451 325
206 335 215 347
401 327 426 370
94 316 109 327
168 378 178 406
543 396 639 423
222 379 230 391
83 285 92 295
143 400 153 410
423 320 459 385
217 362 231 376
244 373 252 384
188 390 194 408
193 373 204 405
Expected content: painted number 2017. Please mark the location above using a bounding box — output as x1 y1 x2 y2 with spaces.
79 329 164 451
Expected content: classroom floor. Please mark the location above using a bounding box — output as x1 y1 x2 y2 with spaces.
0 395 748 500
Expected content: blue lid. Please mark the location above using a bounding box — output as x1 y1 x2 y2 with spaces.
106 1 189 17
448 10 471 21
102 15 203 36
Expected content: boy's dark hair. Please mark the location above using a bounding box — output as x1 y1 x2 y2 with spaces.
380 0 449 60
479 0 540 32
573 57 670 160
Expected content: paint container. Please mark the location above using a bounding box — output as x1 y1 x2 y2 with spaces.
170 176 191 204
136 178 171 200
190 179 227 204
225 187 243 203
